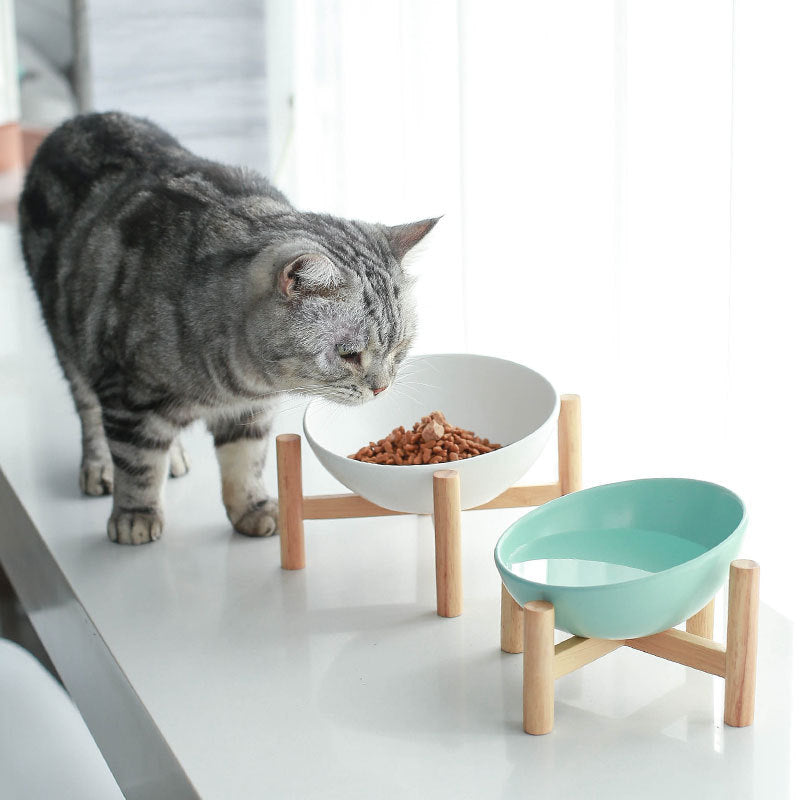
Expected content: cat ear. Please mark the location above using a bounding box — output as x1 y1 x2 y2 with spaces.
383 217 441 261
278 253 340 298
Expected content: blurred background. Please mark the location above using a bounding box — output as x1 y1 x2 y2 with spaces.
1 0 798 614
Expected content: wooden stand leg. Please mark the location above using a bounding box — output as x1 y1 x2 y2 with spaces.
432 470 462 618
523 601 555 735
277 434 305 570
724 559 760 726
686 597 715 639
501 584 524 653
558 394 582 495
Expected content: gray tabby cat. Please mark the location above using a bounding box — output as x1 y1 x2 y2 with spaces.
19 112 436 545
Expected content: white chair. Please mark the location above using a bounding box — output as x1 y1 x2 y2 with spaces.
0 638 124 800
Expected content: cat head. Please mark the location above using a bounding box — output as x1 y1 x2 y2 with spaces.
250 215 438 405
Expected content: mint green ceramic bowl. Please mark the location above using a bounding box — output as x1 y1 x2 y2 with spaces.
495 479 747 640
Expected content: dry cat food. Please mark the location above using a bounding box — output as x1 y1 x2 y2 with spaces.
348 411 502 465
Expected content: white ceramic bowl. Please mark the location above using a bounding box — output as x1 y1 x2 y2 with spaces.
303 354 559 514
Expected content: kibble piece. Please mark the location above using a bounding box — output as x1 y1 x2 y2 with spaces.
421 421 445 442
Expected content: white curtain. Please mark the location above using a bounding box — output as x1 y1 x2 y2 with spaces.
267 0 800 615
0 0 19 127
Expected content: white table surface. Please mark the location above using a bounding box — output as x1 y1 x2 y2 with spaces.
0 222 797 799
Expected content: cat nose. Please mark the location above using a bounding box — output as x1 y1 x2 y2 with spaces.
372 386 387 396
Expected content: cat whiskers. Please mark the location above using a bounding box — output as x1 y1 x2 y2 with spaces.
397 355 439 382
385 383 422 409
395 378 436 393
390 376 430 402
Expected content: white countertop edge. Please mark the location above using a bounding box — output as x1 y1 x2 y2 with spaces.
0 469 201 800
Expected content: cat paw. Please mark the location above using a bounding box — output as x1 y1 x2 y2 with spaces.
107 509 164 545
168 440 190 478
230 499 279 537
80 459 113 496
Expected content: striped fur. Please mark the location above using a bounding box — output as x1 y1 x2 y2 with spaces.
19 112 436 544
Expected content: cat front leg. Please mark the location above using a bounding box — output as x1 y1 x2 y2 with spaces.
57 354 114 496
208 405 278 537
168 438 191 478
101 407 178 544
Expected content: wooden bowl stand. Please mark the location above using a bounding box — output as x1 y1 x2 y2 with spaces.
502 558 759 734
276 394 583 618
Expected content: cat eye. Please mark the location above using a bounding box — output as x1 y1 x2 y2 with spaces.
336 345 362 365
